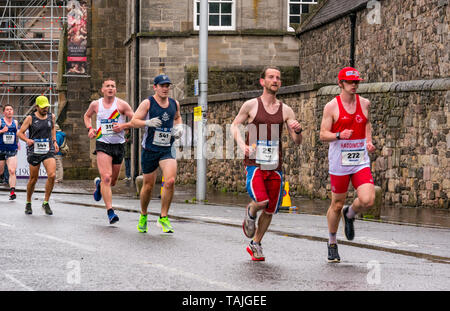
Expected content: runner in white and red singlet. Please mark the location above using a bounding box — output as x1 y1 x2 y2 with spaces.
320 67 376 263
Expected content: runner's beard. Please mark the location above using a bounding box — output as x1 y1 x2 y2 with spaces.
37 108 48 118
266 85 279 95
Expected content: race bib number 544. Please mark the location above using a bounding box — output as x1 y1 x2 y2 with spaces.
153 128 172 147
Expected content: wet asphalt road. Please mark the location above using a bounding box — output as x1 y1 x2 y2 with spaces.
0 182 449 292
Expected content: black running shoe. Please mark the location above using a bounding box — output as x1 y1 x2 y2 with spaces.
9 192 16 200
342 205 355 241
327 243 340 263
42 202 53 215
25 203 32 215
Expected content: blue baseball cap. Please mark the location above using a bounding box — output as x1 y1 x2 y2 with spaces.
154 74 172 85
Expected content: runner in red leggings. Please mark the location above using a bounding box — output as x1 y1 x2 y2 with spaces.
320 67 376 263
231 66 303 261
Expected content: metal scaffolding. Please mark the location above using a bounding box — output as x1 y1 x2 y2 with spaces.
0 0 66 119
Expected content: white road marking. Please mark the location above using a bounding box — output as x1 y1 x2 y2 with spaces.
34 233 96 252
0 222 14 228
356 236 419 248
145 263 240 291
3 273 34 291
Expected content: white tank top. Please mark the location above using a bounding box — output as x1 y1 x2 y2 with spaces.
96 97 125 144
328 139 370 175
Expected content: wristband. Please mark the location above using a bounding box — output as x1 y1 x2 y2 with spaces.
336 132 341 140
87 126 92 132
294 128 302 134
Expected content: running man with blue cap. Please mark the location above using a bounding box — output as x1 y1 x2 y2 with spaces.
131 74 184 234
18 96 58 215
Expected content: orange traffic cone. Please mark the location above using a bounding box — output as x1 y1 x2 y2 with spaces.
280 182 297 211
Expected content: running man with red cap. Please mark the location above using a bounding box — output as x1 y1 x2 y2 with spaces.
320 67 376 263
231 66 303 261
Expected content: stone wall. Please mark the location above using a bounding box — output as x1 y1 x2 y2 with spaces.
298 0 449 84
177 79 450 209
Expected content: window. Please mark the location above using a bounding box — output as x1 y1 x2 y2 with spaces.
288 0 317 32
194 0 235 31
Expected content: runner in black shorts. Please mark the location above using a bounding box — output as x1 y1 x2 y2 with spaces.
93 141 125 165
0 104 19 200
18 96 58 215
83 79 134 224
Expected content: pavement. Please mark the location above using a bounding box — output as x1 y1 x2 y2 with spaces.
2 178 450 262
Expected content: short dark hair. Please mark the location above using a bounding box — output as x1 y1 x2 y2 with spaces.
260 66 281 79
102 78 116 86
2 104 13 112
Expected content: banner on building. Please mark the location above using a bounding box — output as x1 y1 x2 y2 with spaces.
16 140 48 178
66 0 88 75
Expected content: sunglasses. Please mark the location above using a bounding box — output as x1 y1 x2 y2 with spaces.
342 80 360 85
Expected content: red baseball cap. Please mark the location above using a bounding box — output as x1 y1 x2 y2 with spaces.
338 67 364 81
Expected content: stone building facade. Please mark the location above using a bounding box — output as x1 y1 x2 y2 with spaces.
59 0 128 178
125 0 302 101
297 0 449 84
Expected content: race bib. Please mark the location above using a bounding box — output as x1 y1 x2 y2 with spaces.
3 132 15 144
34 138 50 154
100 119 118 136
341 149 365 166
256 140 279 165
153 128 172 147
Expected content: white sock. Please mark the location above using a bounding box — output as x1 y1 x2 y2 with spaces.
346 205 356 219
329 232 337 244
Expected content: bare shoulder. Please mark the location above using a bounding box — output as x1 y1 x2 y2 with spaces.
358 95 371 108
241 98 258 111
117 97 131 109
323 97 338 113
174 99 181 108
140 98 150 109
282 103 295 120
88 99 99 112
21 115 32 128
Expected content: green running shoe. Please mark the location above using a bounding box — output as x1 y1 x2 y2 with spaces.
25 202 32 215
42 202 53 215
137 214 148 233
157 216 173 233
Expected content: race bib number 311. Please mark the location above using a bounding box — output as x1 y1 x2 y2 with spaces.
100 119 118 136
